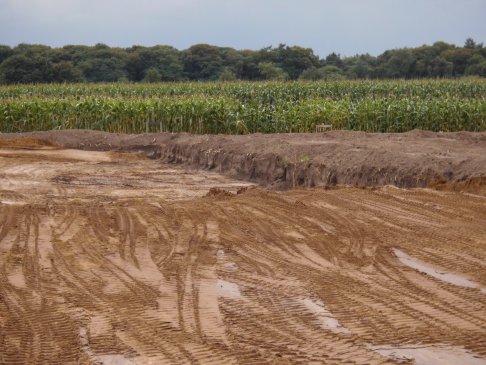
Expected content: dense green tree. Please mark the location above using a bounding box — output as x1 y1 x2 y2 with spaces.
0 54 53 83
465 55 486 76
237 50 263 80
273 44 320 79
219 67 237 81
443 48 476 76
382 49 416 78
428 56 453 77
60 45 92 63
411 45 440 77
321 65 345 80
342 55 375 79
0 45 14 65
0 38 485 84
51 61 84 82
125 51 145 81
258 62 289 80
299 67 322 80
432 41 455 54
13 44 52 58
219 47 243 72
324 53 344 68
464 38 482 49
143 67 161 83
182 44 224 80
79 57 127 82
299 65 344 80
126 45 183 81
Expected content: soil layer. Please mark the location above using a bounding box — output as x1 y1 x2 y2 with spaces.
1 129 486 189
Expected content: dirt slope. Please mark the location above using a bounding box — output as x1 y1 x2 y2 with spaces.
1 142 486 364
1 129 486 189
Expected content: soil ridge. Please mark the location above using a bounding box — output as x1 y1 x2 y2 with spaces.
1 129 486 190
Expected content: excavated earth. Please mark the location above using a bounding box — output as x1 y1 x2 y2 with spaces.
0 131 486 365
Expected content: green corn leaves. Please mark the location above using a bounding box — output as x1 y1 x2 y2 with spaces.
0 79 485 134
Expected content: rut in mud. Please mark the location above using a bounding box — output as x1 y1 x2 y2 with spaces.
0 142 486 364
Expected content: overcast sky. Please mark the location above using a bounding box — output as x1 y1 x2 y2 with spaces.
1 0 485 57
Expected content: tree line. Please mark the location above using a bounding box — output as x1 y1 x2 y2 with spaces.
0 38 485 84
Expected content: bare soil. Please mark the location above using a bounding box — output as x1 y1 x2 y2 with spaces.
1 129 486 189
0 132 486 364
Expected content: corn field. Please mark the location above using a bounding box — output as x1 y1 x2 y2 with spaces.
0 79 485 134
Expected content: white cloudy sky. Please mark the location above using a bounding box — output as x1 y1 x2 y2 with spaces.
0 0 485 56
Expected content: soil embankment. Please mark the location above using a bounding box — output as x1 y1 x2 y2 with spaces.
1 129 486 190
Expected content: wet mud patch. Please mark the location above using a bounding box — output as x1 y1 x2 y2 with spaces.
394 248 486 294
371 345 486 365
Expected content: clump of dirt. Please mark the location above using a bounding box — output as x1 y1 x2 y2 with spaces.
205 187 235 198
236 186 251 194
429 176 486 194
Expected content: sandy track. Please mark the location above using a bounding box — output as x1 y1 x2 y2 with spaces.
1 145 486 364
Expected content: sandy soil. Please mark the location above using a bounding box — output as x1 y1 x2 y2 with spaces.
1 129 486 190
0 135 486 364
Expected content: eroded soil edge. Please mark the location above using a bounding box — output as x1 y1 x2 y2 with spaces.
1 129 486 190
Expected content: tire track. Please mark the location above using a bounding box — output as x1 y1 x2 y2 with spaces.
1 146 486 364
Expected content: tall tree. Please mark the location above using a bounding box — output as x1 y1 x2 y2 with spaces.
126 45 184 81
274 44 320 79
0 45 14 65
258 62 289 80
182 44 224 80
0 54 54 83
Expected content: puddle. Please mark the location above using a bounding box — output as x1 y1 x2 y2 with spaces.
216 249 225 257
298 298 350 334
371 345 486 365
216 279 241 298
216 249 238 271
224 262 238 271
394 249 486 294
0 200 26 206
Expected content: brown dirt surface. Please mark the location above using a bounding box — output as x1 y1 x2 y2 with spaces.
1 129 486 190
0 137 58 149
0 134 486 364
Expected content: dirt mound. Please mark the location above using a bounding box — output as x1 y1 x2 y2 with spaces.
1 129 486 191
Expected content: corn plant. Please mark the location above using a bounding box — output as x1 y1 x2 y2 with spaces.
0 79 485 134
